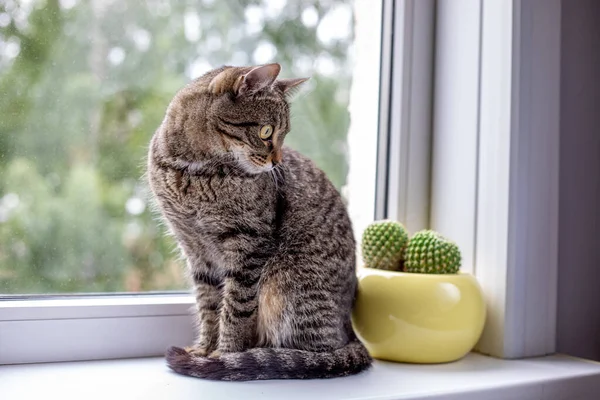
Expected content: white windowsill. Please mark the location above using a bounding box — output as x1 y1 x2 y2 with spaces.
1 353 599 400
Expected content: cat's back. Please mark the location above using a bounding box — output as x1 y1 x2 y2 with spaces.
281 147 346 210
279 147 355 256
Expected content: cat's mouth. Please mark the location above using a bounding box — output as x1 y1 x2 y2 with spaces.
240 153 273 174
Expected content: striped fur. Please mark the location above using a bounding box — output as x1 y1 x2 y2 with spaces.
147 64 372 380
166 340 370 381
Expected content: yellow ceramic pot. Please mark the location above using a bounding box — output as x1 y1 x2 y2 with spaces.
352 267 486 364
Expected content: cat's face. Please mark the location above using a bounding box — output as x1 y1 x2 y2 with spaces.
165 63 307 175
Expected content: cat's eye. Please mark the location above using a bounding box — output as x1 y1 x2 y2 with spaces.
259 125 273 140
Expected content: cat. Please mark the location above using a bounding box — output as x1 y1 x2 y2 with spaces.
146 63 372 381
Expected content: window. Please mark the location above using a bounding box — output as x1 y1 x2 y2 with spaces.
0 0 384 364
2 0 561 367
0 0 381 296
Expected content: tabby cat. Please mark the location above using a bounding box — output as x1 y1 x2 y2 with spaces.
146 63 372 381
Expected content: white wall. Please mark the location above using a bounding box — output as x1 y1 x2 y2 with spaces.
557 0 600 362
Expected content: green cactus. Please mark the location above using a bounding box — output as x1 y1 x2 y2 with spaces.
361 220 409 271
404 230 461 274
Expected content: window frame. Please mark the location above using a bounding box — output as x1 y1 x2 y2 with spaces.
430 0 561 359
0 294 194 364
375 0 434 234
0 0 563 365
0 0 392 365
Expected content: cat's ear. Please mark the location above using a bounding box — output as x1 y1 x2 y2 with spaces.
275 77 310 96
235 63 281 96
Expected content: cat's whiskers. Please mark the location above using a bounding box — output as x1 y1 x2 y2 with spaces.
276 163 286 181
276 161 289 174
268 169 278 193
270 163 287 194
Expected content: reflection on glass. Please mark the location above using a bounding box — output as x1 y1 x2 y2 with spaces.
0 0 380 294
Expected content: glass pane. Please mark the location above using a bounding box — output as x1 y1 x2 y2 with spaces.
0 0 381 294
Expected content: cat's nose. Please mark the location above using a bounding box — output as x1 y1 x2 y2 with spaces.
272 150 282 164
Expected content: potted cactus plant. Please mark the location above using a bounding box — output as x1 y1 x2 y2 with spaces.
352 220 486 364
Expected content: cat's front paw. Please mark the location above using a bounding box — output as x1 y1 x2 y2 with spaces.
184 345 210 357
208 350 222 358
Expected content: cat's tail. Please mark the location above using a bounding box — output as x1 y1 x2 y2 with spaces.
165 340 372 381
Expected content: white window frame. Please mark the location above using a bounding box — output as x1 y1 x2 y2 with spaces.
430 0 561 359
0 0 563 365
376 0 435 234
0 295 194 364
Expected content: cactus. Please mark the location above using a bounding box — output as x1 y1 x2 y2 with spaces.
404 230 461 274
361 220 409 271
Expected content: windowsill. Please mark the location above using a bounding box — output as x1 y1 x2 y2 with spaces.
1 353 599 400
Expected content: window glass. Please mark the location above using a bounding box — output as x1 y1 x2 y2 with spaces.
0 0 381 294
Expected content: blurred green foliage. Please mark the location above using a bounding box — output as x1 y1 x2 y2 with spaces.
0 0 353 294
